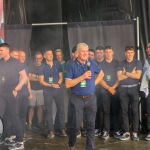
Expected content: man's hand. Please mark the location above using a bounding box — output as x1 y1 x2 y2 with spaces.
29 93 33 100
12 90 17 97
108 87 116 95
131 67 136 74
122 67 126 75
82 71 91 80
52 83 60 89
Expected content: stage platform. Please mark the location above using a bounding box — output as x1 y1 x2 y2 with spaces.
0 127 150 150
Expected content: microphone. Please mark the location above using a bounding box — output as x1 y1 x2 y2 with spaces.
87 61 91 79
87 61 90 70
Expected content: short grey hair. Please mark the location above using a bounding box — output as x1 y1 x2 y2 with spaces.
77 43 89 51
147 43 150 48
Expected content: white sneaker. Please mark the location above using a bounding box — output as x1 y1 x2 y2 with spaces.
145 134 150 141
102 131 109 140
4 138 16 146
76 131 81 138
8 143 24 150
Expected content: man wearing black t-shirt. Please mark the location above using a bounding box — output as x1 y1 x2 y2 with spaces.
28 52 44 129
100 46 120 140
0 43 27 150
117 46 142 141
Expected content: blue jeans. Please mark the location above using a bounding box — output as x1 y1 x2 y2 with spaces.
69 94 97 150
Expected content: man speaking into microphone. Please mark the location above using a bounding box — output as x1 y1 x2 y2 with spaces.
65 43 104 150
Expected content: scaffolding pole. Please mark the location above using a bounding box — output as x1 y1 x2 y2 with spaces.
32 22 67 26
135 16 142 130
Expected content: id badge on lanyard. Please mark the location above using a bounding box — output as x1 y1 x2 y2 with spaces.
80 80 86 87
49 77 53 84
106 75 111 82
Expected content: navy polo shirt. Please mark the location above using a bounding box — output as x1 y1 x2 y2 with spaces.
19 64 30 96
0 57 24 93
65 59 101 95
100 59 119 86
38 61 62 93
118 59 142 85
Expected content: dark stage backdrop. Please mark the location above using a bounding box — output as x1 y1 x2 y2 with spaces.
30 25 63 58
68 20 136 61
4 24 32 63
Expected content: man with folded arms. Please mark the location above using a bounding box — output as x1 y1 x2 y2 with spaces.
117 46 142 141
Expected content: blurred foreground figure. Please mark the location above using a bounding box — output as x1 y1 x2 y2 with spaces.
0 43 27 150
140 43 150 141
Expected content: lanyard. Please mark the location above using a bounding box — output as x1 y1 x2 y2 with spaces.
76 60 87 75
104 61 112 75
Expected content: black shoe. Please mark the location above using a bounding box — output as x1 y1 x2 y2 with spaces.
81 128 87 137
114 131 122 139
38 122 44 129
60 129 67 137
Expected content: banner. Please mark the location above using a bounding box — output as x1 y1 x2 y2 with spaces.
0 0 4 43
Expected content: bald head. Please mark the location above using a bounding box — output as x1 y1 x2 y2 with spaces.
10 49 19 59
18 50 26 63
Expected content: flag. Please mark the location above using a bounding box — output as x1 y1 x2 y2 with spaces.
140 60 150 97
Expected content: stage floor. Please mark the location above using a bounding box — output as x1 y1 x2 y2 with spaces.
1 127 150 150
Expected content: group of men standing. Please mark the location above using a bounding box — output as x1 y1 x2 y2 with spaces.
0 42 150 150
0 43 68 150
66 43 150 150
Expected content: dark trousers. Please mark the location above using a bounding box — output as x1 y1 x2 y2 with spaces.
101 88 120 132
119 86 139 132
69 95 97 150
95 86 103 130
67 88 72 128
146 93 150 132
0 92 23 142
44 91 65 132
18 94 29 134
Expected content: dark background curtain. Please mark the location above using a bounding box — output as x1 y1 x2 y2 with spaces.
4 0 63 58
4 24 32 63
68 20 135 61
3 0 150 61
